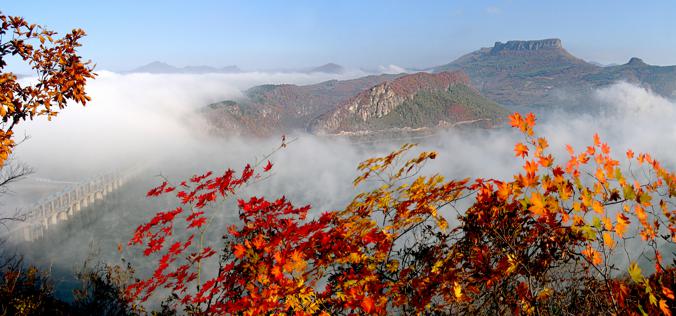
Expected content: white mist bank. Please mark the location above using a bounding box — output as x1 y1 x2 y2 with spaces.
3 71 675 220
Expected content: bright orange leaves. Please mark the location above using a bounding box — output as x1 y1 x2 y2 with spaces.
514 142 529 158
509 112 536 136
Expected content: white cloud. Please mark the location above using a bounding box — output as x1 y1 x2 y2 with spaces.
377 64 408 74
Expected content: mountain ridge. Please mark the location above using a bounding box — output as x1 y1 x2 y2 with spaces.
431 38 676 106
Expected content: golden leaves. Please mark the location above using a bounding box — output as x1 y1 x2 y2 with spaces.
615 213 630 238
528 192 547 216
582 247 603 266
603 232 615 249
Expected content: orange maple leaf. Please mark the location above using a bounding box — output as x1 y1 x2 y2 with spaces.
514 143 529 158
529 192 546 216
361 296 375 313
233 244 246 259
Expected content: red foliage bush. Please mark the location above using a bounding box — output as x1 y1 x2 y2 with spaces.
128 114 675 315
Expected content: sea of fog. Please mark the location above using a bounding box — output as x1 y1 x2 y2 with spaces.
1 70 674 301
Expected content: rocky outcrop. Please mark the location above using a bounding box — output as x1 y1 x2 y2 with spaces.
346 71 469 121
310 71 490 134
490 39 563 53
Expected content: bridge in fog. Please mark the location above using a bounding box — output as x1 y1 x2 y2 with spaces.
5 168 141 242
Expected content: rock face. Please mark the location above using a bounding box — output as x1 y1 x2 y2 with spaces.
310 71 507 135
349 71 470 121
491 39 563 53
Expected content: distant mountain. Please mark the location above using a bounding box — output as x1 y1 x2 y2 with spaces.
306 63 345 74
128 61 241 74
431 39 676 107
201 71 507 137
310 71 506 135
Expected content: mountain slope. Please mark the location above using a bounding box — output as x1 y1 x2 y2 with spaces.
202 71 508 137
201 74 401 136
309 71 507 135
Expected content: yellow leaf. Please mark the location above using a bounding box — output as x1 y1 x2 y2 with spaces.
506 254 518 274
454 282 463 300
629 262 643 283
559 183 572 201
537 287 553 300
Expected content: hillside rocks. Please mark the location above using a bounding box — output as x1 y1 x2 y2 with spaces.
310 71 483 134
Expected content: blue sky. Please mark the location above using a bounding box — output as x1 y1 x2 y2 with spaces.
4 1 676 71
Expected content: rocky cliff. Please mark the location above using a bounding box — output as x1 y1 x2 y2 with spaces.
490 39 563 53
310 71 507 135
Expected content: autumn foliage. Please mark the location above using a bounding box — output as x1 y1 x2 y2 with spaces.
0 12 95 166
128 113 675 315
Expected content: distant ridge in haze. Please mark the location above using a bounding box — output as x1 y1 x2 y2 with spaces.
306 63 345 74
128 61 241 74
128 62 348 75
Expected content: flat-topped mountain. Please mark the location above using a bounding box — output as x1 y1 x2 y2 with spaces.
202 71 507 137
432 38 676 107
